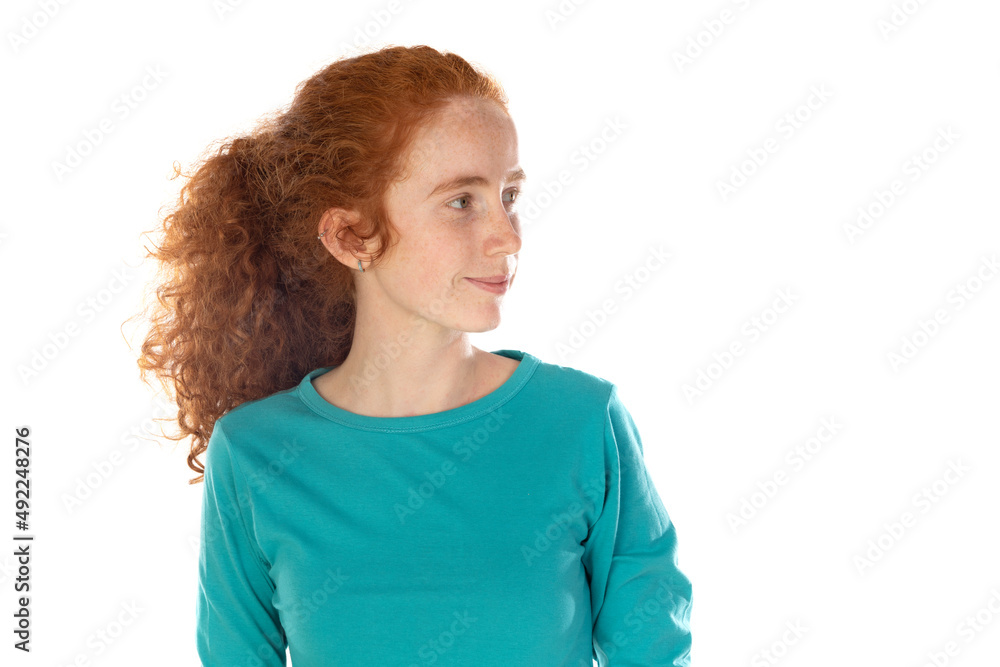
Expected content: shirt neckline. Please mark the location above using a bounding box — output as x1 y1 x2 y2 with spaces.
296 349 539 432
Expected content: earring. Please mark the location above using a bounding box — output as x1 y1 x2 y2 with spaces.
318 229 364 272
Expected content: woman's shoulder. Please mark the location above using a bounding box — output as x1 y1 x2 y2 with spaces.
214 378 313 445
521 350 618 408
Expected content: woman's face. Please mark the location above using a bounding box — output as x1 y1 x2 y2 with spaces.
365 96 524 335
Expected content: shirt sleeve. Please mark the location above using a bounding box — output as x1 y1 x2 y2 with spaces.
196 422 287 666
582 384 693 666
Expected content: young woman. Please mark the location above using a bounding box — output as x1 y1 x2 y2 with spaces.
135 44 692 666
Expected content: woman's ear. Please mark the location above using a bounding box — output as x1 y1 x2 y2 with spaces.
317 206 376 270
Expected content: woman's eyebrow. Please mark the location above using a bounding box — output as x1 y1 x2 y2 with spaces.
426 167 526 200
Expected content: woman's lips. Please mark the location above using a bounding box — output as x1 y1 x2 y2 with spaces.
465 276 509 294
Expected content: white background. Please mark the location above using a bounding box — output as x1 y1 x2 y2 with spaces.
3 0 999 665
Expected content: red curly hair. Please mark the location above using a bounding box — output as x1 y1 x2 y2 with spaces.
126 45 509 484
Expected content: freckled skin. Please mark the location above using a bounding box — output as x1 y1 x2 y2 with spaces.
314 96 524 416
370 96 523 333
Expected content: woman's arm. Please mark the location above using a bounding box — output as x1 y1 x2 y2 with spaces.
582 384 693 666
196 423 287 666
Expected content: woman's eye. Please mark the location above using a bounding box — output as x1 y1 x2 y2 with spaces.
447 196 471 210
447 189 519 211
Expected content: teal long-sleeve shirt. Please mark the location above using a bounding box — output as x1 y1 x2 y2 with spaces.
196 349 692 666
